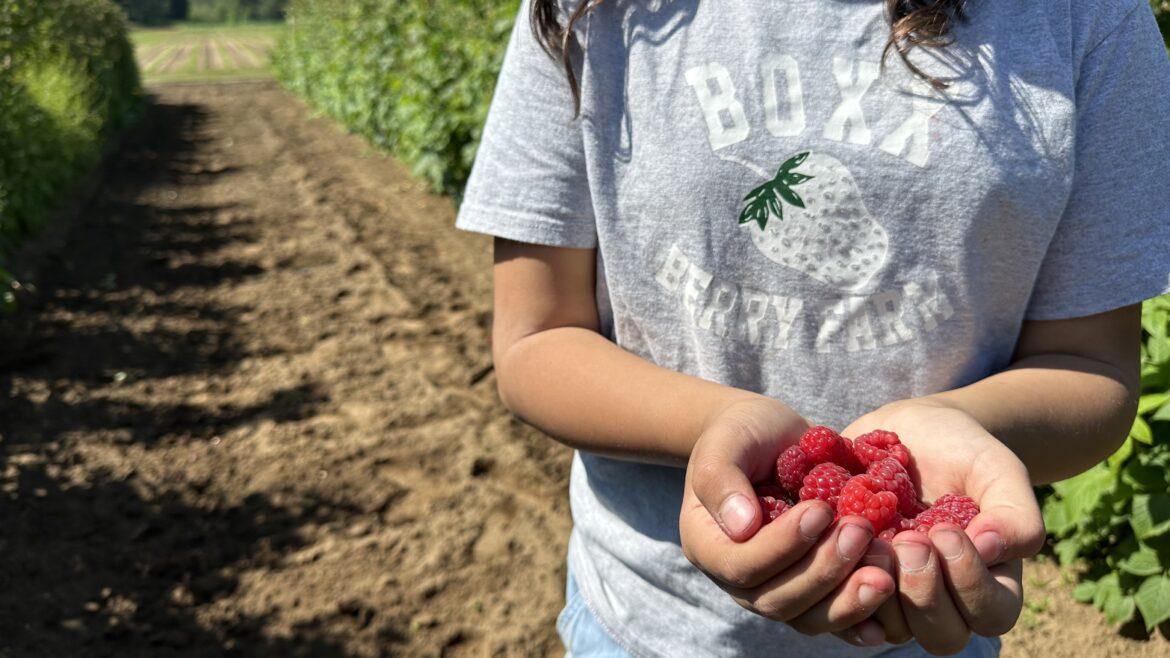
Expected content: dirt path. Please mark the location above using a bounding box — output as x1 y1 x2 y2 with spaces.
0 81 1166 658
0 82 570 658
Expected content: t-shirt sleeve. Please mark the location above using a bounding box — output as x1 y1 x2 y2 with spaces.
1026 3 1170 320
454 0 597 249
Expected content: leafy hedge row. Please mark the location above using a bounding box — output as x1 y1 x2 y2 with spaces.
1043 294 1170 631
0 0 142 304
273 0 519 197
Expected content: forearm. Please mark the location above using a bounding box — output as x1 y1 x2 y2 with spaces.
916 354 1137 484
495 326 800 465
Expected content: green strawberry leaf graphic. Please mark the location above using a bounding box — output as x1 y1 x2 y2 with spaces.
739 151 813 230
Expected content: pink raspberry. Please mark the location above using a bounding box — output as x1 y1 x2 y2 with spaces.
865 458 926 518
853 429 911 469
911 495 979 533
799 462 852 508
758 495 793 524
775 445 812 497
799 426 863 474
877 515 916 541
837 474 899 533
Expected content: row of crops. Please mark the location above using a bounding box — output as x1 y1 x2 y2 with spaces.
0 0 142 304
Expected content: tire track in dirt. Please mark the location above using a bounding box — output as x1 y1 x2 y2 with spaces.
0 81 571 658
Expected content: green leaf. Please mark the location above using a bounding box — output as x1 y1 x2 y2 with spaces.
1119 542 1165 577
1131 493 1170 540
1139 392 1170 416
1106 595 1138 625
776 185 806 209
1124 460 1169 492
1153 401 1170 422
1043 494 1077 536
1074 579 1098 603
1054 537 1083 566
1094 572 1121 610
777 171 813 186
1135 575 1170 630
1051 464 1114 520
1132 416 1154 445
778 151 810 173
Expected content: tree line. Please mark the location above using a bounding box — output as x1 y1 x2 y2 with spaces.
113 0 286 25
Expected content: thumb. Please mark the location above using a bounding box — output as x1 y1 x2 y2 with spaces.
686 428 766 543
965 460 1045 565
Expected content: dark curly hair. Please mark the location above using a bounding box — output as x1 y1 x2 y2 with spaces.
531 0 968 113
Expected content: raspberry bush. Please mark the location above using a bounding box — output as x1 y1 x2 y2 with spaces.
1041 294 1170 631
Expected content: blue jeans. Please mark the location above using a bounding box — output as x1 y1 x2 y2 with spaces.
556 571 1002 657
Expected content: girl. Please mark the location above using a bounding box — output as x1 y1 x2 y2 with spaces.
456 0 1170 655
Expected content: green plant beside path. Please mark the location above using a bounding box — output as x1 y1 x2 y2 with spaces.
1042 294 1170 631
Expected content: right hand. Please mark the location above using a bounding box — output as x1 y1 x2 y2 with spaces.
678 397 896 642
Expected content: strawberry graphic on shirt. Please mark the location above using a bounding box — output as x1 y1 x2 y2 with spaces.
740 151 889 291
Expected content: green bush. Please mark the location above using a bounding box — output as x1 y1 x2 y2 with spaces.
1042 294 1170 631
0 0 142 305
274 0 519 197
1153 1 1170 49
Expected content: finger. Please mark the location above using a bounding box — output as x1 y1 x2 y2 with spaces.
787 565 894 636
931 526 1024 637
834 619 887 648
893 533 972 656
859 539 912 644
964 452 1045 565
679 499 836 590
724 517 874 621
686 426 777 541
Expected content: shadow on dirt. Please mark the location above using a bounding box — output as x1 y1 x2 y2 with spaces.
0 95 369 657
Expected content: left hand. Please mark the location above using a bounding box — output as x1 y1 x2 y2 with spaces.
834 400 1045 654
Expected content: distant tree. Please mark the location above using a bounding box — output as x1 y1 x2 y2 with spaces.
111 0 171 25
187 0 285 23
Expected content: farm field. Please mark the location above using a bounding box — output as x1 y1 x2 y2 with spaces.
1 81 1167 657
131 23 282 84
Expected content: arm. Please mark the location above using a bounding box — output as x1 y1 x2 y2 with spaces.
491 237 787 465
917 305 1141 484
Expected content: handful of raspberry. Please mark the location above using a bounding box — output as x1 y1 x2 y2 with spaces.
756 426 979 541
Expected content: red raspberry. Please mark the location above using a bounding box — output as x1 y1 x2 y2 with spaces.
754 483 788 500
853 429 911 469
877 515 916 541
775 445 812 497
837 475 899 533
758 495 793 524
799 426 863 474
799 463 852 508
911 495 979 533
865 458 926 518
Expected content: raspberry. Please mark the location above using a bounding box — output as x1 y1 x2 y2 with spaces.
754 482 788 501
865 458 926 518
877 515 916 541
799 462 852 508
758 495 793 524
837 474 899 533
853 429 911 469
775 445 812 497
911 495 979 533
799 426 863 474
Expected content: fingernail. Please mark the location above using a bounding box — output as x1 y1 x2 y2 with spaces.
718 494 755 537
858 583 881 608
974 530 1004 563
837 523 872 560
932 529 965 561
894 541 931 572
798 505 834 540
857 621 886 646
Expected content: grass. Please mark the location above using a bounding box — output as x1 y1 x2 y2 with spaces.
130 22 284 85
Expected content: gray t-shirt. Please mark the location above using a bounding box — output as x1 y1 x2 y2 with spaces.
456 1 1170 656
